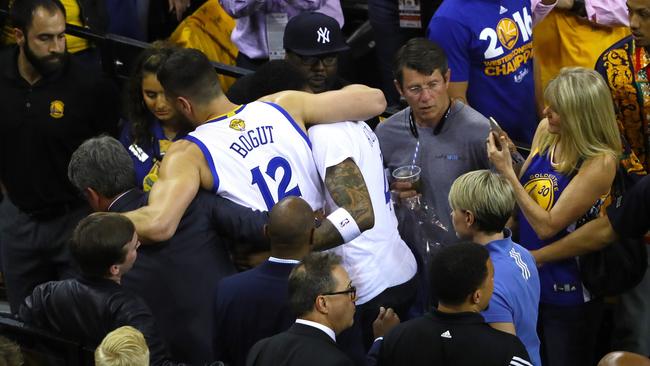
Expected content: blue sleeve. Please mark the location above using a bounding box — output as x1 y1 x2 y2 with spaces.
481 288 514 324
426 16 472 82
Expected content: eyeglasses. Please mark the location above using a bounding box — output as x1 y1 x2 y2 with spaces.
321 286 357 301
405 81 444 96
297 54 337 67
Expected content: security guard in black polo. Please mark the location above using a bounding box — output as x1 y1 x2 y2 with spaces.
0 0 118 313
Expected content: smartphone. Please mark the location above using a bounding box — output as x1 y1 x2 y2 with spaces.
488 117 503 132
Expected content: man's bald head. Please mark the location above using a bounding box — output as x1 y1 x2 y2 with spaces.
267 196 315 251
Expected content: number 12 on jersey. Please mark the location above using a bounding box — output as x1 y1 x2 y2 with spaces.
251 156 302 210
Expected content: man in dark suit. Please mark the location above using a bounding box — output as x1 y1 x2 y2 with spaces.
214 195 314 366
378 242 532 366
246 252 356 366
67 136 269 364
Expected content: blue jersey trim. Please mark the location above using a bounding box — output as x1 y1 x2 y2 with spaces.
183 135 220 193
263 102 312 149
205 104 247 123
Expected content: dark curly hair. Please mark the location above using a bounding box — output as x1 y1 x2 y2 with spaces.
124 41 179 149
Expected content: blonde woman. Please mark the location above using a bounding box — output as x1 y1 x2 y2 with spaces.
488 67 621 366
95 326 149 366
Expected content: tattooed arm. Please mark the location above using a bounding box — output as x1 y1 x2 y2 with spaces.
312 158 375 251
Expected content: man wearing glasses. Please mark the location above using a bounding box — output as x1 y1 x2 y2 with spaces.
283 12 350 93
246 252 357 366
375 38 491 288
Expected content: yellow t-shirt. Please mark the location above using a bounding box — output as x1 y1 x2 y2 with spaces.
1 0 89 53
534 10 630 91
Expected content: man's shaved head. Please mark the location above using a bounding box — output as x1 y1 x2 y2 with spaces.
267 196 315 251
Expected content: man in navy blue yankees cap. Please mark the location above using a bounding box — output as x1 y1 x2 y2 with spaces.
283 12 350 93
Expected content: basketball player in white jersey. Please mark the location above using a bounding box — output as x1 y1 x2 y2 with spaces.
308 121 418 355
123 48 386 245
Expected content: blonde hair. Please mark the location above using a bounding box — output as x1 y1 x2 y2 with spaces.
95 326 149 366
541 67 621 174
448 170 515 233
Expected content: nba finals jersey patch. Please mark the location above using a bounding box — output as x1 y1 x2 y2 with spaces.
229 118 246 131
49 100 64 119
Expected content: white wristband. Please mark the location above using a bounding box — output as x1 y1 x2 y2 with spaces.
326 207 362 243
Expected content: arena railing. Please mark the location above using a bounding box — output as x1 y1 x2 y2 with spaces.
0 8 252 81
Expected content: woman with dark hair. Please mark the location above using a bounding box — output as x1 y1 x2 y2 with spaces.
119 42 190 191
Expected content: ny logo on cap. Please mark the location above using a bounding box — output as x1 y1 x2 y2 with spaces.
317 27 330 44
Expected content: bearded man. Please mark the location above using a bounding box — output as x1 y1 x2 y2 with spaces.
0 0 118 313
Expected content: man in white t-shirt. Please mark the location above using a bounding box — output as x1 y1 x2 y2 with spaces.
308 121 418 359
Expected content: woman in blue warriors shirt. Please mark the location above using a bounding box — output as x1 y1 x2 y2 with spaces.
488 67 621 366
120 42 190 191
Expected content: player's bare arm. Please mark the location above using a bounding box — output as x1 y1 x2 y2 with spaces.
123 140 212 242
312 158 375 251
260 84 387 130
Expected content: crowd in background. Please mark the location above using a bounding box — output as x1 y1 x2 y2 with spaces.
1 0 650 366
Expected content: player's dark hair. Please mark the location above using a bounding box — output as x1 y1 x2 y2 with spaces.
157 48 222 105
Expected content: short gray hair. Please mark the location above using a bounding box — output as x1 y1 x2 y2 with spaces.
448 170 515 233
288 252 342 317
68 136 135 197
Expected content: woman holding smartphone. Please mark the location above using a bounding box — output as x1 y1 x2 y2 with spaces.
487 67 621 366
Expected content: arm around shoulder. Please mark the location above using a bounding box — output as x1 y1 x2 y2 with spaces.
263 85 386 129
312 158 375 250
123 140 203 242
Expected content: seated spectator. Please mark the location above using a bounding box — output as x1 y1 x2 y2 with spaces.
214 196 313 366
378 242 532 366
18 213 170 366
120 42 191 192
448 170 541 366
67 135 269 363
283 12 349 93
220 0 343 70
95 326 150 366
246 252 356 366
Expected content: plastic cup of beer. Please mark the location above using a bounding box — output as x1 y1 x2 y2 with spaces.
391 165 422 209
